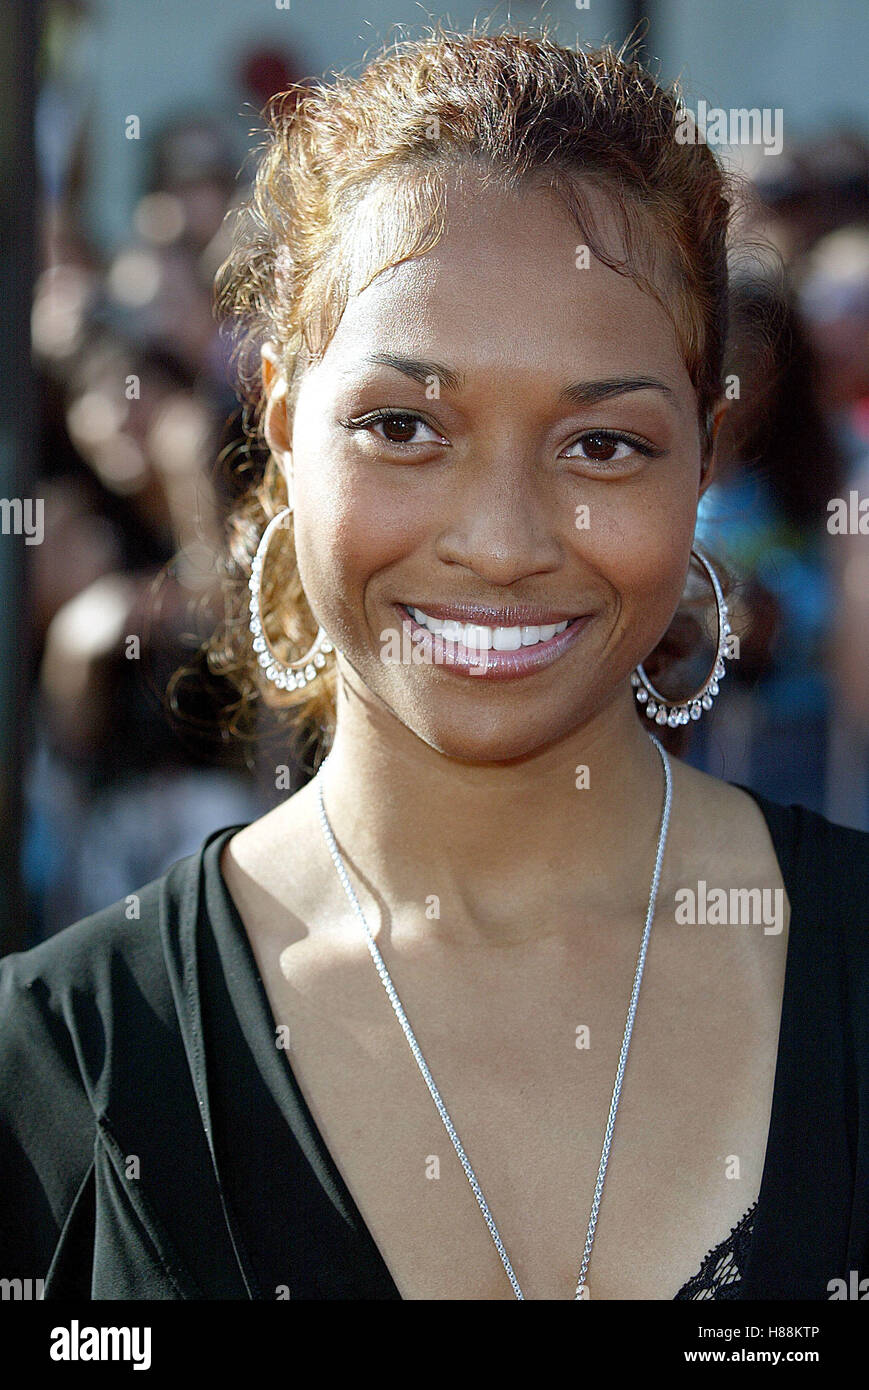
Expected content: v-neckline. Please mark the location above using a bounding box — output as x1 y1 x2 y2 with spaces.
203 780 805 1300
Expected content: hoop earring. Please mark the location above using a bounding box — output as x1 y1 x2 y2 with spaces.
248 507 334 690
631 546 732 727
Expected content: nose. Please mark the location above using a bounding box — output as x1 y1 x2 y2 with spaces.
433 447 564 586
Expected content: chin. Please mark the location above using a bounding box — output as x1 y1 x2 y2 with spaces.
397 702 585 765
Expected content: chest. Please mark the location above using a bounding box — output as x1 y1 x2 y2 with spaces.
244 903 788 1300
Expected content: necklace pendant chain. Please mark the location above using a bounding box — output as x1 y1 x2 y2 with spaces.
315 732 673 1300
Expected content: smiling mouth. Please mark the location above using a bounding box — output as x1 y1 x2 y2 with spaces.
401 604 583 651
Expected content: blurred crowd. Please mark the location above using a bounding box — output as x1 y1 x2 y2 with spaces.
687 138 869 826
23 5 314 944
20 9 869 945
26 112 274 942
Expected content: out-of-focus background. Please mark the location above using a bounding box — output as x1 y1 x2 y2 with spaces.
2 0 868 953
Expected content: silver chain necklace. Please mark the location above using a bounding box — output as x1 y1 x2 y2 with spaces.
315 731 672 1299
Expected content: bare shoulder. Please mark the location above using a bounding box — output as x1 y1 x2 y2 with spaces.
666 754 785 886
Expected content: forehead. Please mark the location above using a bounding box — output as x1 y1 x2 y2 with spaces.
319 178 689 393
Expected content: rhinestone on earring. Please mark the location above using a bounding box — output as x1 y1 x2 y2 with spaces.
631 546 732 727
248 506 334 690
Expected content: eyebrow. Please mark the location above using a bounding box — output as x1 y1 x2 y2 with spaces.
363 353 677 408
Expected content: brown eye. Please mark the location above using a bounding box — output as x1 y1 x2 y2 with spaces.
563 430 657 465
377 413 422 443
580 432 620 461
340 409 448 453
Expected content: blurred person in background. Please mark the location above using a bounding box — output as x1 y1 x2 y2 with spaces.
796 225 869 825
748 129 869 264
684 130 869 829
23 111 284 944
109 114 245 407
688 270 849 814
25 325 268 943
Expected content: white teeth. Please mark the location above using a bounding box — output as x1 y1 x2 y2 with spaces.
408 607 569 648
464 623 492 650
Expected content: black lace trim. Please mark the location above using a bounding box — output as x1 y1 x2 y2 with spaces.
673 1201 758 1300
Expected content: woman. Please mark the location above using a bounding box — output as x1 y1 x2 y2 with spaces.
2 29 868 1302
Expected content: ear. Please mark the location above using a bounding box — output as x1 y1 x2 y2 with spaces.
699 398 728 498
261 342 294 506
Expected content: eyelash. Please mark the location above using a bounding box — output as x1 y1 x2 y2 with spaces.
564 429 662 463
339 409 662 464
339 410 445 448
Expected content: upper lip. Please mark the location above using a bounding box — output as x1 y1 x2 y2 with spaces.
401 602 586 626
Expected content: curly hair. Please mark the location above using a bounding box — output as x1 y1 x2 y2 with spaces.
205 23 740 765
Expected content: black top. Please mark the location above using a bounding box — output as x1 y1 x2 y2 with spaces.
1 784 868 1300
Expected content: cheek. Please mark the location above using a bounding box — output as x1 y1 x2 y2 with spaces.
291 462 424 638
575 480 698 644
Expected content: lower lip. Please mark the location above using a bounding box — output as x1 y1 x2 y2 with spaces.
396 606 591 680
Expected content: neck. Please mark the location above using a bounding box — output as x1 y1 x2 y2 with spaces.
317 674 671 940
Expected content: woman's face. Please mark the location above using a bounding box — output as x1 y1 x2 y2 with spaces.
270 178 714 761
